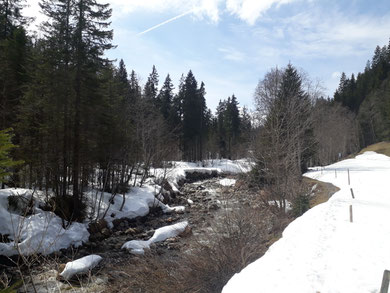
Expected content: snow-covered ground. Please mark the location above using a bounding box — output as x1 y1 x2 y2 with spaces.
0 159 250 256
0 189 89 257
223 151 390 293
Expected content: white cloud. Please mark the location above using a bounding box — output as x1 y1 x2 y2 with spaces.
24 0 297 34
331 72 341 79
218 47 246 61
250 9 390 59
108 0 295 25
226 0 294 25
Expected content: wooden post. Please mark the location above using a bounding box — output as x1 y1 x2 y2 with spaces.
349 205 353 223
380 270 390 293
350 188 355 199
348 169 350 185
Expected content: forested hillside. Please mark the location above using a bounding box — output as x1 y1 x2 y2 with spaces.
334 40 390 147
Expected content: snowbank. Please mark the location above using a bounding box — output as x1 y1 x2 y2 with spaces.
223 151 390 293
60 254 102 280
0 189 89 257
122 221 188 255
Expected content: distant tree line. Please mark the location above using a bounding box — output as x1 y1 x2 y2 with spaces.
0 0 252 220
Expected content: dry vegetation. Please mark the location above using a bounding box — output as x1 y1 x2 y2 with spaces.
358 141 390 157
303 177 340 208
105 205 283 293
104 176 339 293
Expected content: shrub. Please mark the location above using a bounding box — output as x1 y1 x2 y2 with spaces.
291 194 310 217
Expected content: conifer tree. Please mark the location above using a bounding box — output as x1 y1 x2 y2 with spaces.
144 65 159 101
71 0 113 213
158 74 174 121
181 70 208 161
0 128 21 184
0 0 28 40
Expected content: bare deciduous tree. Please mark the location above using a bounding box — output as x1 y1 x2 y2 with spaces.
252 65 317 214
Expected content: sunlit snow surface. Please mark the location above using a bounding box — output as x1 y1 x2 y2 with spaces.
223 152 390 293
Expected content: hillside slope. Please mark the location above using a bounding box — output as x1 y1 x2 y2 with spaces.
223 151 390 293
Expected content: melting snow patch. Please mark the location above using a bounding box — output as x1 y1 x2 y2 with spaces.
60 255 102 280
122 221 188 255
0 189 89 257
219 178 237 187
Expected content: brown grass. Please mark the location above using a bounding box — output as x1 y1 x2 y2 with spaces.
105 177 341 293
358 141 390 157
106 207 280 293
303 177 340 209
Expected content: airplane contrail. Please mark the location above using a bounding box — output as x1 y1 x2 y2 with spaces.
136 9 194 36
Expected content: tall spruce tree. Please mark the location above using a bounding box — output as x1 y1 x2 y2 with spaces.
0 0 28 40
0 0 30 130
182 71 208 161
144 65 159 101
71 0 113 215
158 74 174 122
39 0 75 197
0 128 21 185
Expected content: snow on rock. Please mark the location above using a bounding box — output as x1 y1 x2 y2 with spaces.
219 178 237 187
223 151 390 293
152 159 253 190
122 221 188 255
0 189 89 257
86 185 180 223
0 159 249 257
59 255 102 280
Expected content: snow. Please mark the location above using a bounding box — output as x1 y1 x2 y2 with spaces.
152 159 253 190
59 255 102 280
0 158 250 257
122 221 188 255
86 185 173 223
268 200 292 211
219 178 237 187
0 189 89 257
88 159 251 223
165 205 185 213
222 151 390 293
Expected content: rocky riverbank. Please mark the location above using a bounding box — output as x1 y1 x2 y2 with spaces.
1 173 338 292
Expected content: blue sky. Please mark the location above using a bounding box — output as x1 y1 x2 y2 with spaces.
25 0 390 112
